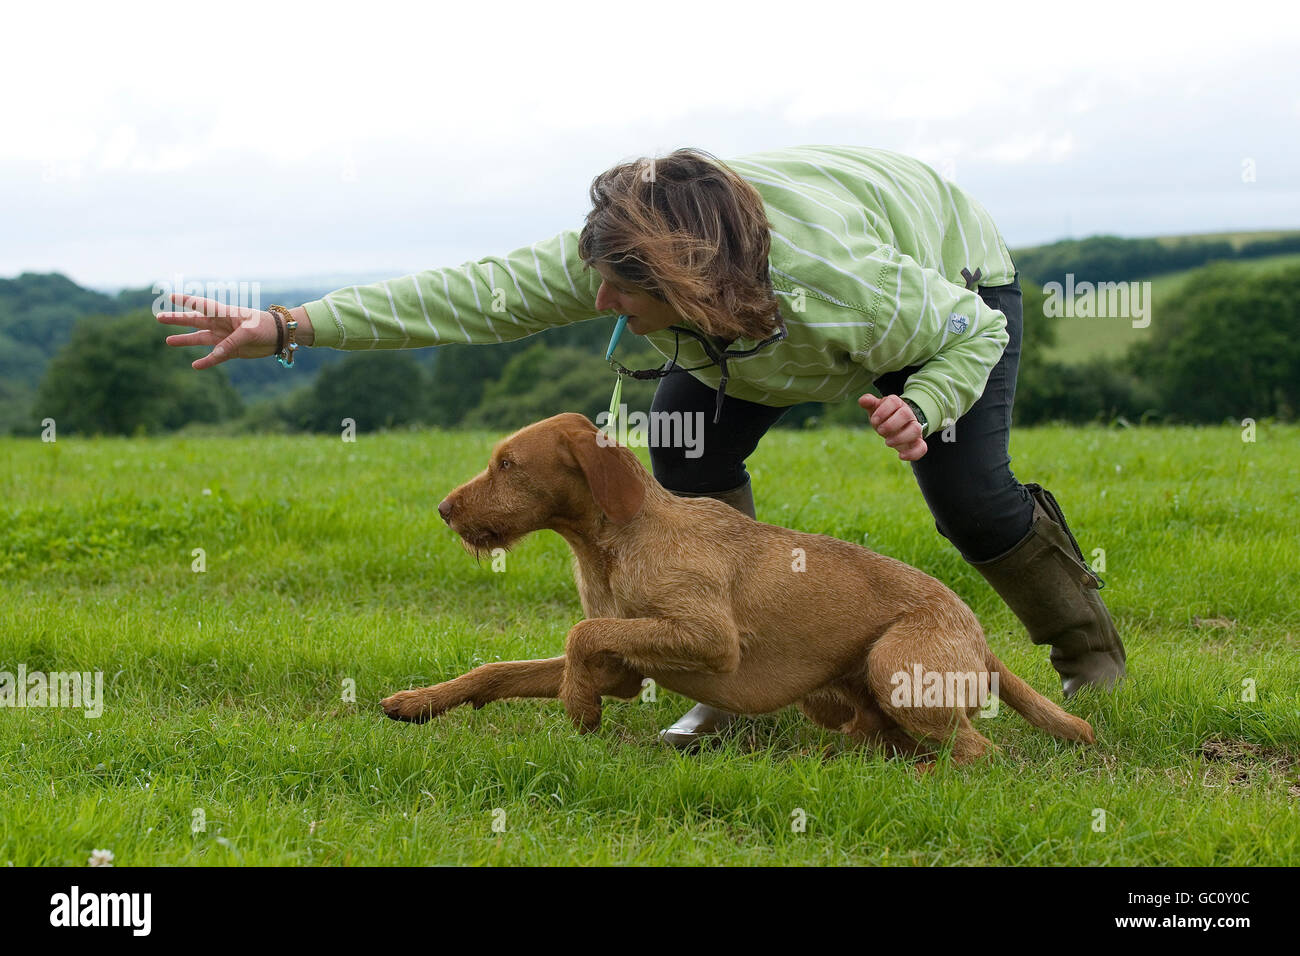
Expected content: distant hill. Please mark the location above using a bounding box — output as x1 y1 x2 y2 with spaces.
1010 229 1300 287
1008 231 1300 363
0 272 152 388
0 274 368 434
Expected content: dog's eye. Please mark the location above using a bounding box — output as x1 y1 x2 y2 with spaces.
498 458 512 471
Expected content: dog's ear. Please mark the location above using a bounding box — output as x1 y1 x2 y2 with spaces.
560 424 646 524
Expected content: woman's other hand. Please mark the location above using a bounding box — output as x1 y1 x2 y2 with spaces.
859 393 928 462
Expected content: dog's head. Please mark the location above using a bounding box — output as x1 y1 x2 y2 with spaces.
438 412 647 556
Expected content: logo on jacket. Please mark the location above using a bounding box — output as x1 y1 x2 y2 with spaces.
948 312 970 334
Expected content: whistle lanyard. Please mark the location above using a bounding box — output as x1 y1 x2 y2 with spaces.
603 314 788 429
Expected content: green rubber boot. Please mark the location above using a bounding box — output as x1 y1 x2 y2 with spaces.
970 483 1127 697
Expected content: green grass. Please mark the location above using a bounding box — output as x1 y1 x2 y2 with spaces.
1042 252 1300 362
1 425 1298 865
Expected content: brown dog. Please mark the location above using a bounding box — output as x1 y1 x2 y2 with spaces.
381 413 1094 762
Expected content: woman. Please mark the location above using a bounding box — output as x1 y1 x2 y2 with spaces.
160 145 1126 748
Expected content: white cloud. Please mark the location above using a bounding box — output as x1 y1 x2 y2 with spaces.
978 131 1077 165
2 0 1298 285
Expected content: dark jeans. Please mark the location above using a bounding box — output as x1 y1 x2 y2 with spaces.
649 276 1033 562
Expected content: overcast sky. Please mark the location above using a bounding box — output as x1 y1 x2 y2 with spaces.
4 0 1298 290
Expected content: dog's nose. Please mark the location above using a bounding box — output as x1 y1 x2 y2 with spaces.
438 498 454 522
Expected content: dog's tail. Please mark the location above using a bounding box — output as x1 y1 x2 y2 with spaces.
983 648 1095 744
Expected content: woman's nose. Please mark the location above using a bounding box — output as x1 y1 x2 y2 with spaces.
595 282 619 313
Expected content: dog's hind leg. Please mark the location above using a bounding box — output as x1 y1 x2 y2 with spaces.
835 683 934 760
798 690 856 731
864 622 995 765
800 685 931 759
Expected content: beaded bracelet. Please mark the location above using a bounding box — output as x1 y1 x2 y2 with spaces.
271 309 285 356
267 305 298 368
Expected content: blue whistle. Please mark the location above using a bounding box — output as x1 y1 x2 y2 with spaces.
605 314 629 360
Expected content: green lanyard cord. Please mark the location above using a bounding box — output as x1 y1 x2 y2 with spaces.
603 314 629 436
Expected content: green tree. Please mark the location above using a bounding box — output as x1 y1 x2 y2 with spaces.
294 351 428 432
423 316 632 426
34 311 242 435
424 341 526 426
1130 263 1300 422
1012 281 1160 425
462 343 658 431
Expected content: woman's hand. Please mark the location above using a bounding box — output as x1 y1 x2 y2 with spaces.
859 393 928 462
156 294 275 369
156 295 314 370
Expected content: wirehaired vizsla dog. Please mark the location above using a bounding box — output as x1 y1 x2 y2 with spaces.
382 413 1094 762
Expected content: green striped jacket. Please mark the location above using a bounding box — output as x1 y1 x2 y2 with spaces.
302 145 1016 435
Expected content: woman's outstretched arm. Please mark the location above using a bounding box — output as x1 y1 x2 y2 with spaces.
302 227 601 350
159 227 604 368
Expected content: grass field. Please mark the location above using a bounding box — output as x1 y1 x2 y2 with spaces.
2 424 1298 865
1039 251 1300 363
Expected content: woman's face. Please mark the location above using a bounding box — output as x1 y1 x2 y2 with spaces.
593 262 683 335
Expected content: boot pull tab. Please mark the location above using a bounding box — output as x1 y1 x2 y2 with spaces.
1029 482 1106 589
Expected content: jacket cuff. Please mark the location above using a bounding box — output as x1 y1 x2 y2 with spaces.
302 298 344 349
901 388 943 439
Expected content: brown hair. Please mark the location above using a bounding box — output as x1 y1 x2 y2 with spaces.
577 147 782 341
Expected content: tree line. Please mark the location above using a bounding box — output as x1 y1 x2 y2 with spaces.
1012 232 1300 286
8 247 1300 437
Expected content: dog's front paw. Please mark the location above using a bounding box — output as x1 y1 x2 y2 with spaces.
565 701 602 734
381 686 461 723
559 677 602 733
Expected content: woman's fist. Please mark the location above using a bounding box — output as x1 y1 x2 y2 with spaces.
859 393 928 462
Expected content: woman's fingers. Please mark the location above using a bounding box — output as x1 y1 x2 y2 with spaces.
159 294 275 368
878 407 914 440
164 330 223 348
167 293 235 317
157 294 240 331
871 400 915 441
156 310 215 329
862 393 903 429
163 294 261 328
191 329 248 370
898 438 928 462
883 419 923 448
860 392 928 460
165 293 227 321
